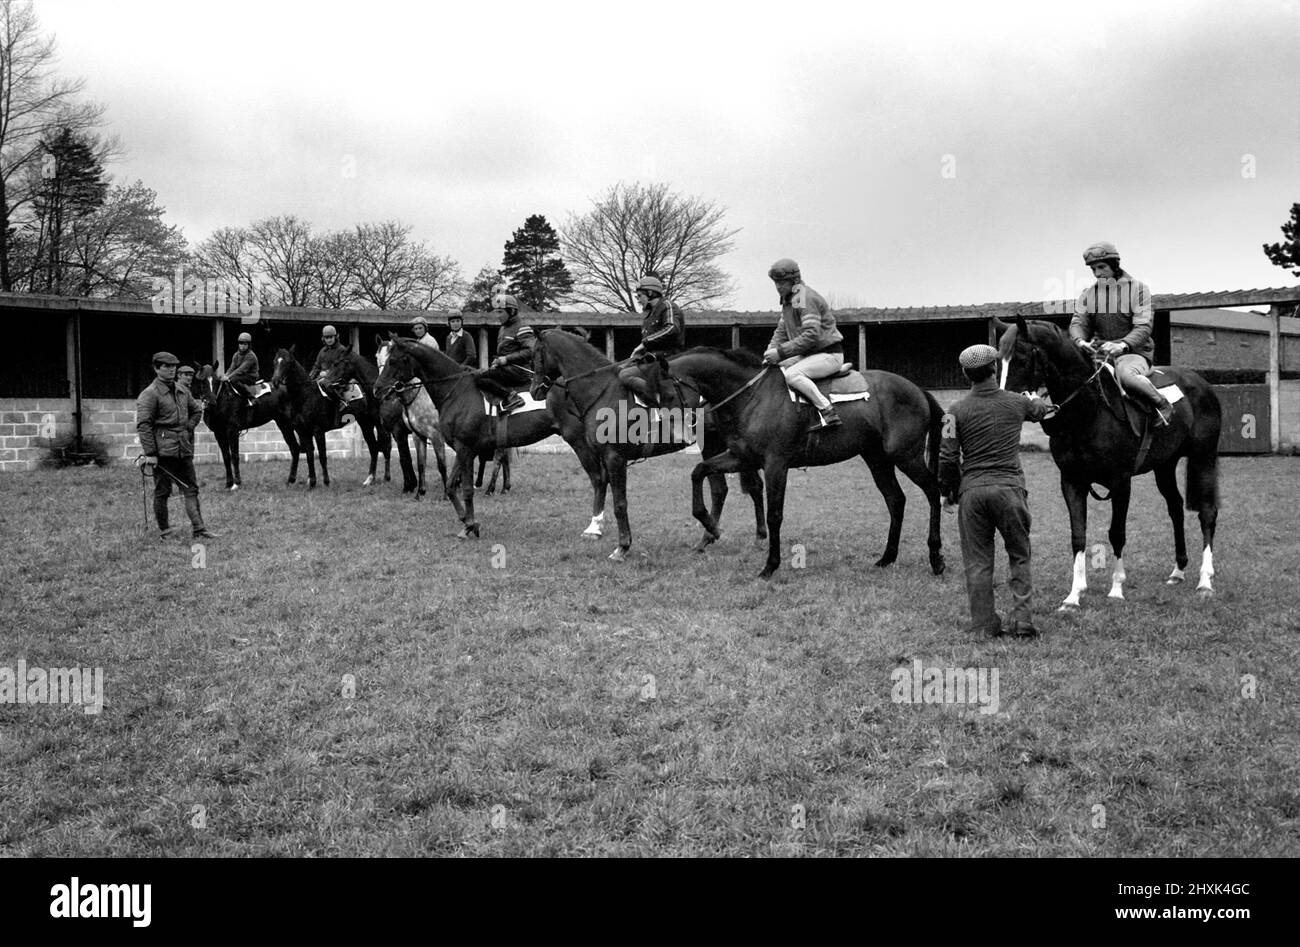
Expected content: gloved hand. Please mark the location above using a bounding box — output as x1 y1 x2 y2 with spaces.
1099 341 1126 358
762 348 782 366
491 356 508 369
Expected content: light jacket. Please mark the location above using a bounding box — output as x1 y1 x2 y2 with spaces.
1069 271 1154 361
226 349 260 385
769 284 843 359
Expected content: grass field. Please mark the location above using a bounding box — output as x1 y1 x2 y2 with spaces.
2 449 1298 856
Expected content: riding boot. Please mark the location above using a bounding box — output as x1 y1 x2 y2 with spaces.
500 392 525 413
621 375 660 407
185 494 218 539
1131 376 1174 425
154 496 176 539
809 405 842 433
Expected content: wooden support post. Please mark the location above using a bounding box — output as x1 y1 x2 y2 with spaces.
1269 304 1282 453
858 323 867 371
988 318 999 346
731 324 741 350
349 326 361 353
606 328 616 361
478 328 490 369
212 318 223 370
1153 309 1171 365
66 316 77 400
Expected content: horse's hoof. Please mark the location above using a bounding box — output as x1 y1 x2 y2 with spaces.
362 476 374 487
758 566 776 580
1196 588 1215 598
501 487 510 495
874 555 896 569
1166 577 1185 585
229 484 239 492
582 532 602 541
1057 601 1081 613
931 556 946 576
608 547 627 562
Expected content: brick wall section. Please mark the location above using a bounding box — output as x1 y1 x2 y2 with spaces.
1282 380 1300 452
0 397 372 472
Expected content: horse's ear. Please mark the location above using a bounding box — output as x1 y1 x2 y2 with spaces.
374 333 384 348
289 343 297 356
1014 315 1030 343
387 331 398 342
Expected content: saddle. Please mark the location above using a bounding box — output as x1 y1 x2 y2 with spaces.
482 390 548 417
1098 364 1183 437
785 364 871 405
247 380 272 402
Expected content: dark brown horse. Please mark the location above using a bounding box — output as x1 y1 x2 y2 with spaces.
193 364 300 489
316 346 395 486
997 317 1221 606
645 347 946 579
270 346 389 489
374 337 558 537
529 328 767 561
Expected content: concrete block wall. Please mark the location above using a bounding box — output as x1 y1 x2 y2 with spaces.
1282 380 1300 452
0 397 371 472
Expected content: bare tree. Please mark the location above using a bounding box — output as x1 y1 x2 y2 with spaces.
0 0 108 290
306 230 357 310
247 214 315 306
346 220 460 310
65 180 187 299
561 181 739 311
190 226 256 290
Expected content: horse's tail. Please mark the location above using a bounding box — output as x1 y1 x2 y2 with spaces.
1184 377 1221 513
923 388 944 478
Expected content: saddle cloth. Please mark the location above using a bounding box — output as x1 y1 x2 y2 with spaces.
483 391 549 417
248 380 272 400
1101 364 1184 434
786 365 871 405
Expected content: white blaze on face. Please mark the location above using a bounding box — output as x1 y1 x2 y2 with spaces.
1000 358 1010 390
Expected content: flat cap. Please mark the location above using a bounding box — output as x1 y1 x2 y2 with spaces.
152 351 179 365
959 344 999 370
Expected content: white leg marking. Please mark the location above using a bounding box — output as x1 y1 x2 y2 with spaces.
583 512 604 537
1061 551 1087 607
1107 555 1126 599
1197 546 1215 592
1167 566 1185 584
362 474 374 487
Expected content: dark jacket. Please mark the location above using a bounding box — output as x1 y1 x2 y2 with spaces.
137 377 203 457
939 378 1052 496
638 298 686 354
496 319 536 367
309 343 348 380
226 349 260 385
446 328 478 368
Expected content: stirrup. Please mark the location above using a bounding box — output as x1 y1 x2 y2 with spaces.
500 395 524 413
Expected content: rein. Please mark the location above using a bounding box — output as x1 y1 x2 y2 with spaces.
701 365 774 413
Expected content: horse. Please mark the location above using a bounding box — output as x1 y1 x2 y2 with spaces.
193 364 300 489
314 345 396 486
374 337 449 499
642 347 946 579
997 317 1221 606
529 328 767 561
269 346 388 488
373 337 558 537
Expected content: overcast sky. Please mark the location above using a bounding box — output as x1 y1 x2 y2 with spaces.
35 0 1300 311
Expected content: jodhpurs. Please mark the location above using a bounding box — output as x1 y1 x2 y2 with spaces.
780 352 843 411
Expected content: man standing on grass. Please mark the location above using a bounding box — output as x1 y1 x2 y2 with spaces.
939 344 1051 638
137 352 217 541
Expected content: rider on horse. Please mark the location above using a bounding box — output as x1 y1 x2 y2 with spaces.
221 331 259 401
411 315 442 351
475 294 535 413
1070 241 1173 425
308 325 351 426
619 276 687 405
763 258 843 432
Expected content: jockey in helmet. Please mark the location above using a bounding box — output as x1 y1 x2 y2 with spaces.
1069 242 1173 425
222 331 260 400
618 275 686 405
763 258 843 431
475 294 535 412
410 315 441 351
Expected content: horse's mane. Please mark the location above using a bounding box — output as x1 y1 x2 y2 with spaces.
676 345 765 368
541 326 609 365
345 349 378 383
393 337 466 375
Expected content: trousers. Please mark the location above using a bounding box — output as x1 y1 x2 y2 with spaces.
780 351 843 410
958 484 1033 630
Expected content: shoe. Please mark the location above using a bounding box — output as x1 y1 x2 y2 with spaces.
192 526 219 540
1007 620 1039 639
159 527 178 540
808 406 842 433
966 614 1004 638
